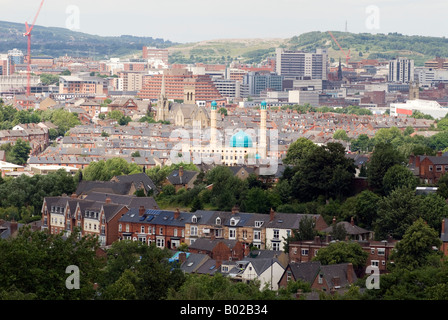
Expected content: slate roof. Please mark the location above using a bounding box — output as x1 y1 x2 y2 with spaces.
322 221 372 236
288 261 322 284
319 263 357 289
76 180 134 196
112 173 158 194
188 238 239 252
167 169 199 185
83 192 159 210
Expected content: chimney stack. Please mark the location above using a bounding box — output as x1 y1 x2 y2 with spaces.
269 208 275 221
179 166 184 184
350 216 354 226
105 197 111 204
139 205 145 216
178 252 187 264
70 193 77 199
442 218 446 235
10 219 18 236
347 263 354 284
174 208 180 220
231 205 239 215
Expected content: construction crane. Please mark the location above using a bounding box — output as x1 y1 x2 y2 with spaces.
328 31 351 67
23 0 45 96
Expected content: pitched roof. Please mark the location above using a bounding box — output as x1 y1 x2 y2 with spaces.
288 261 322 284
167 169 198 185
112 173 158 194
83 191 159 210
188 238 239 252
76 180 133 196
319 263 357 289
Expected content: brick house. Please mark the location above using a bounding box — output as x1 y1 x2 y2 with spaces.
311 263 357 293
118 207 190 250
188 238 248 264
409 152 448 184
288 237 397 274
41 194 128 246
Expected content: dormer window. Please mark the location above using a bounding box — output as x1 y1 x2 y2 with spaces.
255 221 263 228
230 217 238 226
216 217 221 225
192 215 197 223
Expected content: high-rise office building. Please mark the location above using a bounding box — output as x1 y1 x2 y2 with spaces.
389 57 414 83
243 72 283 96
275 48 328 80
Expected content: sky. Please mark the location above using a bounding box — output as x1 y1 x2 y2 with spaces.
1 0 447 43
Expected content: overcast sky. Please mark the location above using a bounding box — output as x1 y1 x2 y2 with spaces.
1 0 447 43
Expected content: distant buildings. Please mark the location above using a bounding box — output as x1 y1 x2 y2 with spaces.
275 48 329 80
243 72 283 96
390 99 448 119
388 57 414 83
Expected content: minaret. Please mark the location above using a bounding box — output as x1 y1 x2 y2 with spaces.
210 100 217 147
259 100 267 159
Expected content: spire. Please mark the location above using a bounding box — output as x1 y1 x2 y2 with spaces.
160 73 166 99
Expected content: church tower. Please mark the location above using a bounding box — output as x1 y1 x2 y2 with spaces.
409 81 419 100
156 73 170 121
259 100 267 159
183 78 196 104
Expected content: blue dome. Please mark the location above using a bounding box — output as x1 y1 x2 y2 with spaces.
211 100 217 109
229 130 253 148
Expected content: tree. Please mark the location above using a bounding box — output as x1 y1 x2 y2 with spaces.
333 129 349 141
313 241 368 274
50 109 81 135
391 218 442 271
283 137 318 166
367 142 405 194
382 164 418 195
8 139 31 165
82 158 142 181
0 226 104 300
291 142 356 201
374 188 448 240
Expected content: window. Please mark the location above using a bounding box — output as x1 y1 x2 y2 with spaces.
255 221 263 228
436 165 442 172
159 227 163 235
371 260 379 267
156 238 165 248
318 274 323 284
216 217 221 225
429 165 433 172
191 226 198 236
301 249 309 256
254 230 261 240
371 248 375 255
141 226 145 233
287 271 292 282
273 229 279 239
272 242 280 251
229 228 236 239
174 228 178 237
242 230 247 239
192 215 197 223
126 224 129 232
377 248 385 256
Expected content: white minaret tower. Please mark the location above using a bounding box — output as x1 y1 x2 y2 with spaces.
210 100 217 148
259 100 267 159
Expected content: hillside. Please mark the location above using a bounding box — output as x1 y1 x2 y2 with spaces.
169 31 448 66
0 20 175 59
1 20 447 66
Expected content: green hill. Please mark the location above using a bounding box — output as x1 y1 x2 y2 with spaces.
1 20 446 67
0 20 175 59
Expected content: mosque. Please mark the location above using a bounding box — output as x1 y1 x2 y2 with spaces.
156 82 269 166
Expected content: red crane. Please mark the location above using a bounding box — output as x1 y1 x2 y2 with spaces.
23 0 45 96
328 31 351 67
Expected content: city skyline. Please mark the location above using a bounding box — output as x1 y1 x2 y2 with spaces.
1 0 447 43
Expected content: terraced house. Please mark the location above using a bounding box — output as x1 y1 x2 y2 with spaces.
41 192 158 246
